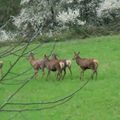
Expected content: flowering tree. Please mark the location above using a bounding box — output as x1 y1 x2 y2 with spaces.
98 0 120 25
13 0 67 34
1 0 120 41
12 0 86 36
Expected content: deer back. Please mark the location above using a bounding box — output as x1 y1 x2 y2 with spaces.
78 58 97 69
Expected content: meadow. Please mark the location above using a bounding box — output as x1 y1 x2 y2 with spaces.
0 35 120 120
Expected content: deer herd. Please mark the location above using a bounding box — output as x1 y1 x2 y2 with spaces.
0 52 99 80
27 52 99 80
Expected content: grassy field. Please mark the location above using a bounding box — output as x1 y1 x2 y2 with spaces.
0 35 120 120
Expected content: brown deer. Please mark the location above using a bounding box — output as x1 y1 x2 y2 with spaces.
73 52 98 80
0 60 3 77
27 52 45 78
51 53 72 79
44 54 62 80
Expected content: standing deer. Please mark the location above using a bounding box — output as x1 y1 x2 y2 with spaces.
73 52 98 80
51 53 72 79
44 54 62 80
0 60 3 77
27 52 46 78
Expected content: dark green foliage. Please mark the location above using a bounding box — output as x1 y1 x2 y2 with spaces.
99 8 120 25
0 0 21 27
68 0 102 25
78 0 101 25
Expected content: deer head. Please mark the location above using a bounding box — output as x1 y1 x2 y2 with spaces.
73 52 80 60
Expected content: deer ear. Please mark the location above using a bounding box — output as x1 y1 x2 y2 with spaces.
55 53 58 56
52 53 55 56
78 52 80 55
57 54 59 57
74 52 76 54
29 52 32 55
30 51 34 55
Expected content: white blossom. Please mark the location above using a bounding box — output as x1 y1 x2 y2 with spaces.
20 0 30 5
0 30 16 41
98 0 120 16
57 9 79 23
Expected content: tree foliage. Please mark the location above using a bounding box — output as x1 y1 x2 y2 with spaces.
0 0 120 41
0 0 21 27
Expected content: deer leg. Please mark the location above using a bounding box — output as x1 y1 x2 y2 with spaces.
41 68 45 79
56 72 60 80
57 71 61 80
80 70 84 80
82 70 85 80
91 73 93 80
34 69 38 79
42 68 45 75
46 70 50 81
59 72 62 80
94 64 98 80
60 70 63 80
95 70 98 80
91 70 96 80
80 71 82 80
62 68 66 80
57 70 62 80
68 66 72 79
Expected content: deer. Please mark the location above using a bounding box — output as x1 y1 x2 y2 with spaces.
43 54 62 80
51 53 72 79
0 60 3 77
73 52 99 80
27 52 46 79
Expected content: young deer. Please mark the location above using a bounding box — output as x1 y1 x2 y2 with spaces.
0 60 3 77
44 54 62 80
51 53 72 79
27 52 45 78
73 52 98 80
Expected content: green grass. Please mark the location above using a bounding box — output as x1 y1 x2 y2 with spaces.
0 35 120 120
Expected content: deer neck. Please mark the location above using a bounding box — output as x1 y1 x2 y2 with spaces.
55 56 58 60
52 57 58 61
76 56 81 65
44 59 49 65
29 58 35 66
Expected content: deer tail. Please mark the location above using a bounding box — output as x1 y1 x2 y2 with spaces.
59 62 65 69
66 60 71 67
93 59 99 68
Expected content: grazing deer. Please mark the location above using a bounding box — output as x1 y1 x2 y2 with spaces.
27 52 45 78
51 53 72 79
73 52 98 80
0 60 3 77
44 54 62 80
